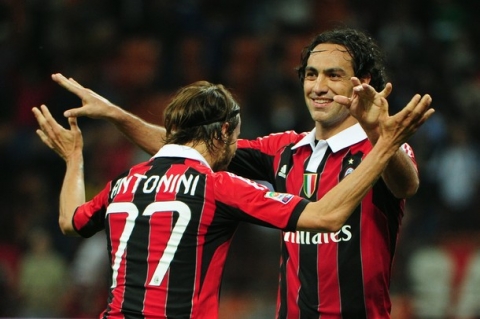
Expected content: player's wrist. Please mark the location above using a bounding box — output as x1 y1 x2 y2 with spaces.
372 137 400 161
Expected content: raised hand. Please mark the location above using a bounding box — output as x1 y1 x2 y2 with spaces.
51 73 117 119
50 73 166 156
334 77 393 134
32 104 83 162
377 93 433 148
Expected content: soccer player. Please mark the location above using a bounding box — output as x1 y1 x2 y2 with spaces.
33 78 432 318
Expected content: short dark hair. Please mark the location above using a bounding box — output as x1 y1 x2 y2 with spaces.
296 27 387 91
163 81 240 154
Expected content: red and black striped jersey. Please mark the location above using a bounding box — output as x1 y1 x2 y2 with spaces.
231 124 417 319
72 144 309 319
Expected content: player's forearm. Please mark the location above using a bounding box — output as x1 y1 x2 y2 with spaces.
298 138 397 232
59 152 85 236
108 106 166 156
382 147 419 198
361 125 419 198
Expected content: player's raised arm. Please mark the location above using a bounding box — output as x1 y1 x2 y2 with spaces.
32 104 84 236
298 93 434 231
52 73 165 155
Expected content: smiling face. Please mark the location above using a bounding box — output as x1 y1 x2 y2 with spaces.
303 43 357 137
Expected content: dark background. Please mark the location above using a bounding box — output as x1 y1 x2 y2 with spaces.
1 0 480 318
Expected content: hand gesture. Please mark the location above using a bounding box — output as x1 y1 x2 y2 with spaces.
32 104 83 162
334 77 392 136
51 73 117 119
377 93 434 148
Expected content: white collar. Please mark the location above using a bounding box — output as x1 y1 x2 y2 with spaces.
292 123 368 153
152 144 211 168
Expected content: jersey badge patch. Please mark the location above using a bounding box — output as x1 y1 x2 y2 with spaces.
265 192 294 204
303 173 318 198
340 152 363 181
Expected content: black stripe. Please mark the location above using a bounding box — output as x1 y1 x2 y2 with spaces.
372 179 401 262
298 244 321 319
274 144 295 193
338 207 366 318
338 151 366 318
229 148 276 182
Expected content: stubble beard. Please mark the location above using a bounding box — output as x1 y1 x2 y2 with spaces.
211 141 234 172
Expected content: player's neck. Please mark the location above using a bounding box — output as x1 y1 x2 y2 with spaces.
315 116 357 140
184 141 219 169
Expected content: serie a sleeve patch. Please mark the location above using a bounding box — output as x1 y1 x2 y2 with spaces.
264 191 294 204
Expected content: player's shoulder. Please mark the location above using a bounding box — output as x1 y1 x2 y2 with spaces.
264 130 306 142
238 130 307 151
212 171 270 190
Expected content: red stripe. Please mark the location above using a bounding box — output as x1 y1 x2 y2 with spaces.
107 163 151 317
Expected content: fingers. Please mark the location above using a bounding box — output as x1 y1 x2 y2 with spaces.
32 104 67 142
380 83 393 99
32 105 54 137
35 129 55 149
68 77 85 89
51 73 87 99
416 108 435 128
68 116 80 133
395 94 433 128
410 95 434 127
350 77 362 87
40 104 66 136
408 94 432 121
353 84 377 98
64 107 85 118
333 95 352 107
32 106 59 150
395 94 421 121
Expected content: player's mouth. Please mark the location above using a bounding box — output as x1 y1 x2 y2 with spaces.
311 98 333 108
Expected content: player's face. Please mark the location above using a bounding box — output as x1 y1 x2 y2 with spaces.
303 43 355 130
212 117 241 171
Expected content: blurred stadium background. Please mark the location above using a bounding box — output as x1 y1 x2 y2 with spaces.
1 0 480 318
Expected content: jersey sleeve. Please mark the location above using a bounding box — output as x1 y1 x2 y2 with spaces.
214 171 308 231
228 131 300 182
401 142 418 172
72 183 111 238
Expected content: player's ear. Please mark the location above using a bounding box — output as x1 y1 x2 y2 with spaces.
221 122 230 138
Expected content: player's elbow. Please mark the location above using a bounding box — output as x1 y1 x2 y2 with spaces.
58 215 77 236
298 204 346 232
303 216 344 233
320 218 345 233
402 185 419 199
392 179 419 199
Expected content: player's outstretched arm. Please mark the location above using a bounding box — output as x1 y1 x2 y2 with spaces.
297 93 434 231
32 105 84 236
52 73 165 155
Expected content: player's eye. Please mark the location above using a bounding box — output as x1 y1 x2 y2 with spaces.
304 71 317 80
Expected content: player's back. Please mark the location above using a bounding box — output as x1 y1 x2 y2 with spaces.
101 156 234 319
